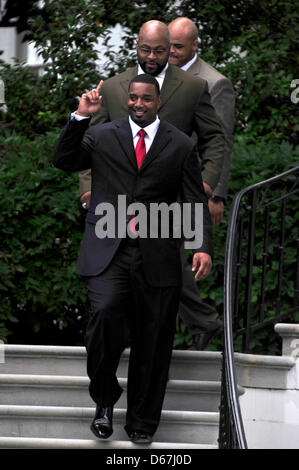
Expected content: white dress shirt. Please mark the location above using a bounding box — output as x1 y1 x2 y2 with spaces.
181 54 197 72
70 112 160 155
129 115 160 153
71 112 89 121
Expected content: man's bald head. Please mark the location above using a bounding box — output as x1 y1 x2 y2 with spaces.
138 20 170 43
168 17 199 68
168 17 198 41
137 20 170 76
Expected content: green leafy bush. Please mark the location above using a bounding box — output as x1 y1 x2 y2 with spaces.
0 0 109 138
0 130 89 344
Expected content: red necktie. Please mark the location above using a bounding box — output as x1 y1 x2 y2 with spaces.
128 129 147 236
135 129 147 169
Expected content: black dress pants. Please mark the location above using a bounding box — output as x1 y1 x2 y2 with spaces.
83 238 180 436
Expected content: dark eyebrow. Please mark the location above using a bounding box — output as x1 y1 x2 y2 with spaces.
129 93 154 99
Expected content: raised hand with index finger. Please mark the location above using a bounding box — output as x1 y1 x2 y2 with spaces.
75 81 104 118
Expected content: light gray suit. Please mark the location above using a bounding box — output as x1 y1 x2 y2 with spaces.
188 56 235 199
179 56 235 341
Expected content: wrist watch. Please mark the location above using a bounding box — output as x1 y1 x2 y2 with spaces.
210 195 225 204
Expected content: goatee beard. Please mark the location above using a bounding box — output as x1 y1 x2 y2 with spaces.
139 60 166 77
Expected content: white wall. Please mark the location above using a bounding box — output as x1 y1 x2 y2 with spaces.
1 23 124 69
240 385 299 449
0 27 27 64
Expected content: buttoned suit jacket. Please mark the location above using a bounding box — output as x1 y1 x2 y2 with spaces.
188 56 235 199
78 64 224 196
53 116 213 287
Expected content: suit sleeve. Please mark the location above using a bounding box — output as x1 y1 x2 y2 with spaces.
78 84 111 196
53 118 94 172
193 81 225 191
180 144 214 257
89 86 110 126
209 78 235 199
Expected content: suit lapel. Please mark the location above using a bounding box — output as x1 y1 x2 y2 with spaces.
139 121 172 172
114 118 138 170
159 65 184 111
187 56 201 76
120 66 138 96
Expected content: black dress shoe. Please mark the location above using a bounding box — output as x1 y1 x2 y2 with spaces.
188 323 223 351
90 406 113 439
130 431 152 444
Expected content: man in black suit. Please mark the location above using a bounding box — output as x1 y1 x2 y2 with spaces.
53 74 213 444
78 20 224 351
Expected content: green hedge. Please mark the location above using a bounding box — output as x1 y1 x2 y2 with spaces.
0 129 89 344
1 129 298 347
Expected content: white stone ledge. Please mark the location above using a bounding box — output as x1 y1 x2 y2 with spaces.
274 323 299 357
0 436 217 449
0 405 219 424
0 374 89 387
234 352 295 389
0 373 221 392
2 344 87 357
234 353 294 368
275 323 299 336
2 344 222 360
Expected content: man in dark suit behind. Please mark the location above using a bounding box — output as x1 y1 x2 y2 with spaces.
53 74 213 444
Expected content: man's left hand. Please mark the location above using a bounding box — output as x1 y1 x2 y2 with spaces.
208 199 224 226
80 191 91 210
203 182 213 197
192 252 212 280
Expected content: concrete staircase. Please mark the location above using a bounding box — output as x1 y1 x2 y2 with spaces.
0 345 223 449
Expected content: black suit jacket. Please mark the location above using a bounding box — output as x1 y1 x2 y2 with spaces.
53 116 213 287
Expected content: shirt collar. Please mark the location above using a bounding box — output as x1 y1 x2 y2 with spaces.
181 54 197 71
129 115 160 140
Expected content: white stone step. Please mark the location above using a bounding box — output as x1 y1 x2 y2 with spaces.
0 405 219 445
0 374 222 411
0 344 223 449
234 352 295 389
0 436 217 449
1 345 222 381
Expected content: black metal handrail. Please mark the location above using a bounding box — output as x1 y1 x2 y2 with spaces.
218 165 299 449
